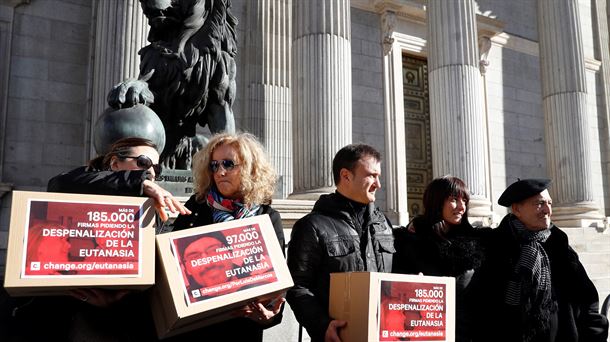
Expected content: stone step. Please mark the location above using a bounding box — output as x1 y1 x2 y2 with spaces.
585 241 610 252
592 276 610 298
563 227 610 241
599 290 610 314
578 251 610 265
571 240 610 254
275 199 315 231
582 263 610 278
588 276 610 290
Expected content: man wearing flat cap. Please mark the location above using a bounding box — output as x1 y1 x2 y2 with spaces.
472 179 608 342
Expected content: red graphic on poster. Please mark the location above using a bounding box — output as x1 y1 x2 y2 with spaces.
23 200 143 277
171 224 278 305
379 281 447 341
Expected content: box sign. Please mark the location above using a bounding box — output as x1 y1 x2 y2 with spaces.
152 214 293 338
4 191 156 295
330 272 456 342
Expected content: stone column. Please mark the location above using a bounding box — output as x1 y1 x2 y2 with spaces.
427 0 491 221
245 0 292 199
380 11 409 226
290 0 352 199
538 0 603 226
593 0 610 216
87 0 148 157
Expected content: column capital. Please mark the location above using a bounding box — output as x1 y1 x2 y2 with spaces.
478 36 492 75
381 10 396 55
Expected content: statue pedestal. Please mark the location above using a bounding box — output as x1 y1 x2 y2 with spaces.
0 182 12 199
156 170 194 198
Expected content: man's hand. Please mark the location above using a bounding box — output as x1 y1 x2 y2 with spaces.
69 289 129 307
142 180 191 221
325 319 347 342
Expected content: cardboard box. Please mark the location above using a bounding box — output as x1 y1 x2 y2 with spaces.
4 191 157 296
330 272 456 342
152 214 293 338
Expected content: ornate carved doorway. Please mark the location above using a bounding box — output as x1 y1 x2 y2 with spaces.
403 55 432 217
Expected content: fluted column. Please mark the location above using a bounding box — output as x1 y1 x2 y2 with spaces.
290 0 352 199
427 0 491 221
245 0 292 199
538 0 603 226
381 11 409 226
594 0 610 215
87 0 148 157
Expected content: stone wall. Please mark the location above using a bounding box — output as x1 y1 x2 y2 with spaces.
486 44 546 216
0 0 92 273
351 8 388 211
476 0 538 41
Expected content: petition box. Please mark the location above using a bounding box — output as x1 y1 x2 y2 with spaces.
330 272 455 342
152 214 293 338
4 191 157 296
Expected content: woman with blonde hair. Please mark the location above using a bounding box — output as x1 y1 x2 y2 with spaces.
171 132 285 342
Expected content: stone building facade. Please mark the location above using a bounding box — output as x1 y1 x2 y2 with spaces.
0 0 608 339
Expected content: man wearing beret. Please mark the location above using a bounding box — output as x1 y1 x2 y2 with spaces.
472 179 608 342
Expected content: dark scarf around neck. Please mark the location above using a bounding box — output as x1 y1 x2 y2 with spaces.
504 215 556 342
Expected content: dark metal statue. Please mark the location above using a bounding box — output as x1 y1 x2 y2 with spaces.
107 0 238 169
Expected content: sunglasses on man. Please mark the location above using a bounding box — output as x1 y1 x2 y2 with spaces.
118 154 162 175
209 159 239 173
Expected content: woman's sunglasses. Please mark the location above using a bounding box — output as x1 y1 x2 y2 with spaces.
118 154 162 175
209 159 239 173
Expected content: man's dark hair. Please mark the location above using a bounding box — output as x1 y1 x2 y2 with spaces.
177 231 230 259
332 143 381 185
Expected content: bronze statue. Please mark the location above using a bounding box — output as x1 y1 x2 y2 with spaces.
107 0 237 169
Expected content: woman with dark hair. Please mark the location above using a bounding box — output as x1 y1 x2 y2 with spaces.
1 137 190 341
393 176 489 342
169 132 285 342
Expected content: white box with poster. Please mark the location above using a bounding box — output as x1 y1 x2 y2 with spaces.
151 214 292 338
329 272 456 342
4 191 157 296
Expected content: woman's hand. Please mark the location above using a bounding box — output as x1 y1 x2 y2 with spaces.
69 288 129 307
142 179 191 221
241 294 285 325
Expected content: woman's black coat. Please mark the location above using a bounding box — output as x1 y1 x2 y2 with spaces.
167 194 285 342
392 216 490 342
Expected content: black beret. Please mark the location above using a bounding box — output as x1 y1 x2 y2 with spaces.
498 178 551 207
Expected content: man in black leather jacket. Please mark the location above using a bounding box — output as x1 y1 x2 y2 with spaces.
286 144 395 342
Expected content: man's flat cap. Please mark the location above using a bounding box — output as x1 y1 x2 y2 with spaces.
498 178 551 207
